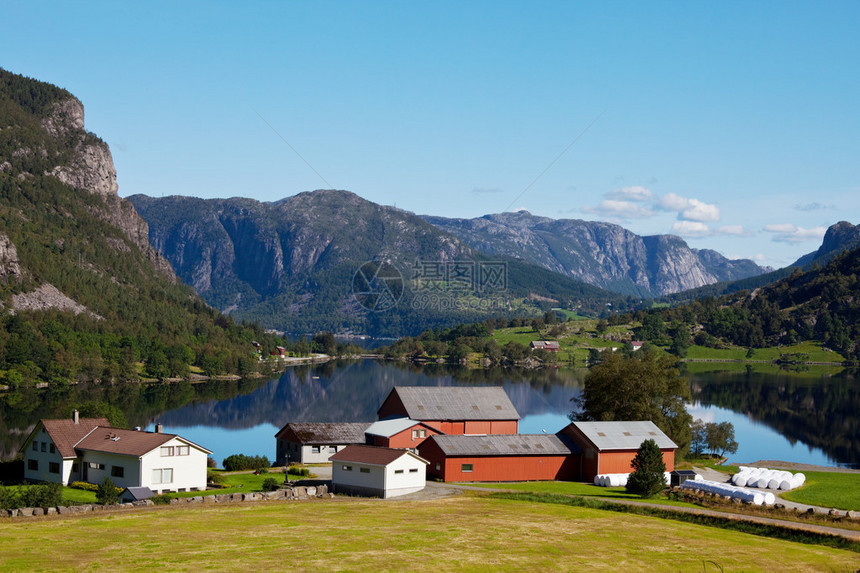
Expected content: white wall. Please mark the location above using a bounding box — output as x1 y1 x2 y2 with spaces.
22 427 70 485
383 454 426 498
139 437 208 493
333 454 427 499
80 450 142 490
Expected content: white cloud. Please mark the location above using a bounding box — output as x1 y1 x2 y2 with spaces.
657 192 690 212
715 225 752 237
671 221 711 237
656 193 720 222
763 224 827 243
583 200 654 219
681 198 720 222
606 185 652 202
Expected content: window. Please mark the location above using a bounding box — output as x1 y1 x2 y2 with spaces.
72 463 79 473
88 462 105 470
435 463 441 471
49 462 60 474
461 464 473 473
311 446 321 454
32 442 37 452
329 446 337 453
359 467 370 474
41 442 46 452
419 430 427 438
409 468 419 473
111 466 124 478
394 469 404 474
28 459 38 471
152 468 173 484
342 465 352 471
412 429 419 439
177 445 189 456
49 444 56 454
161 446 174 457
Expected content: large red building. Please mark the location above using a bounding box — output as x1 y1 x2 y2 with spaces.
377 386 519 435
418 434 580 482
558 421 677 483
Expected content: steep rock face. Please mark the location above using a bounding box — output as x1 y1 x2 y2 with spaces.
424 211 768 297
793 221 860 268
0 234 22 283
39 97 175 281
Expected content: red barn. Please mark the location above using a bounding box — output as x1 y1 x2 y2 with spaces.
364 418 442 449
558 421 677 483
377 386 519 435
418 434 580 482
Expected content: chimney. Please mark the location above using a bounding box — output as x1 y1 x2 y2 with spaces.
73 409 79 424
155 423 163 434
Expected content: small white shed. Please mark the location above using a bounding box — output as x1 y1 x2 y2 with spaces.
330 445 428 499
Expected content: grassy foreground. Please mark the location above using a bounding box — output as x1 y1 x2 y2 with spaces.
2 496 858 571
464 481 701 507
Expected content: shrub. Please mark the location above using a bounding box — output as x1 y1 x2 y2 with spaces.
206 456 217 468
262 477 280 492
626 439 667 498
207 470 225 484
287 466 310 477
150 494 172 505
96 477 120 505
70 481 99 492
222 454 270 472
20 482 62 508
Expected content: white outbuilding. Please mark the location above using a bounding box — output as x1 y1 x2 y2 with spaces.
330 444 428 499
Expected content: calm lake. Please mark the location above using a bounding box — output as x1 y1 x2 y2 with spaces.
141 360 859 469
2 360 857 469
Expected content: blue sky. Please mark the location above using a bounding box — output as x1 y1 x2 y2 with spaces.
3 1 858 267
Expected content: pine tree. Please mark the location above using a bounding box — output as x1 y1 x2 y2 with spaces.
96 477 120 505
626 439 667 498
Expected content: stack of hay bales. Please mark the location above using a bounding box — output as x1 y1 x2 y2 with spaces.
731 467 806 490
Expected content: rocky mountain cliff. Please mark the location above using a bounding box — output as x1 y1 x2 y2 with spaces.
0 67 281 386
792 221 860 268
130 190 628 336
423 211 768 297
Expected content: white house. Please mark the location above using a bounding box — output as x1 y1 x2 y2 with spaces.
329 444 428 499
22 412 211 494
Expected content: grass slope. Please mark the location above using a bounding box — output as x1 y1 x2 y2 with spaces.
1 496 857 571
781 471 860 512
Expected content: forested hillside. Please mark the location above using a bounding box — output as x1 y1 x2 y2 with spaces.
0 68 283 387
634 244 860 360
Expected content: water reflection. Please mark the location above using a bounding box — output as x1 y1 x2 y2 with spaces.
2 361 857 468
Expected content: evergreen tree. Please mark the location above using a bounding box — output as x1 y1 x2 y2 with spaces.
626 439 667 498
96 477 120 505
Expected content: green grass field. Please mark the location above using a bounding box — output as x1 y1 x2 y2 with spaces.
464 481 700 507
685 341 845 363
781 471 860 511
1 495 856 571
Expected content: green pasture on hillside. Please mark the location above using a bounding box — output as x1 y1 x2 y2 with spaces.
781 471 860 512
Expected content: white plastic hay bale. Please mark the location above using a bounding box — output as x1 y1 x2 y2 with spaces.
767 478 781 490
755 477 770 489
733 475 748 487
795 473 806 485
752 492 765 506
763 492 776 505
594 474 602 486
779 479 793 491
694 473 703 481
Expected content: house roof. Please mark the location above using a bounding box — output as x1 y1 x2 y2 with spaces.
382 386 519 421
364 417 436 438
530 341 560 349
39 417 110 458
121 486 154 501
330 444 428 466
76 427 178 457
275 422 371 445
567 421 677 451
426 434 580 457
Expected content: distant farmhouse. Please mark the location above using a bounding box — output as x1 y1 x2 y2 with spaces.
529 340 560 352
275 422 371 465
22 411 211 493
